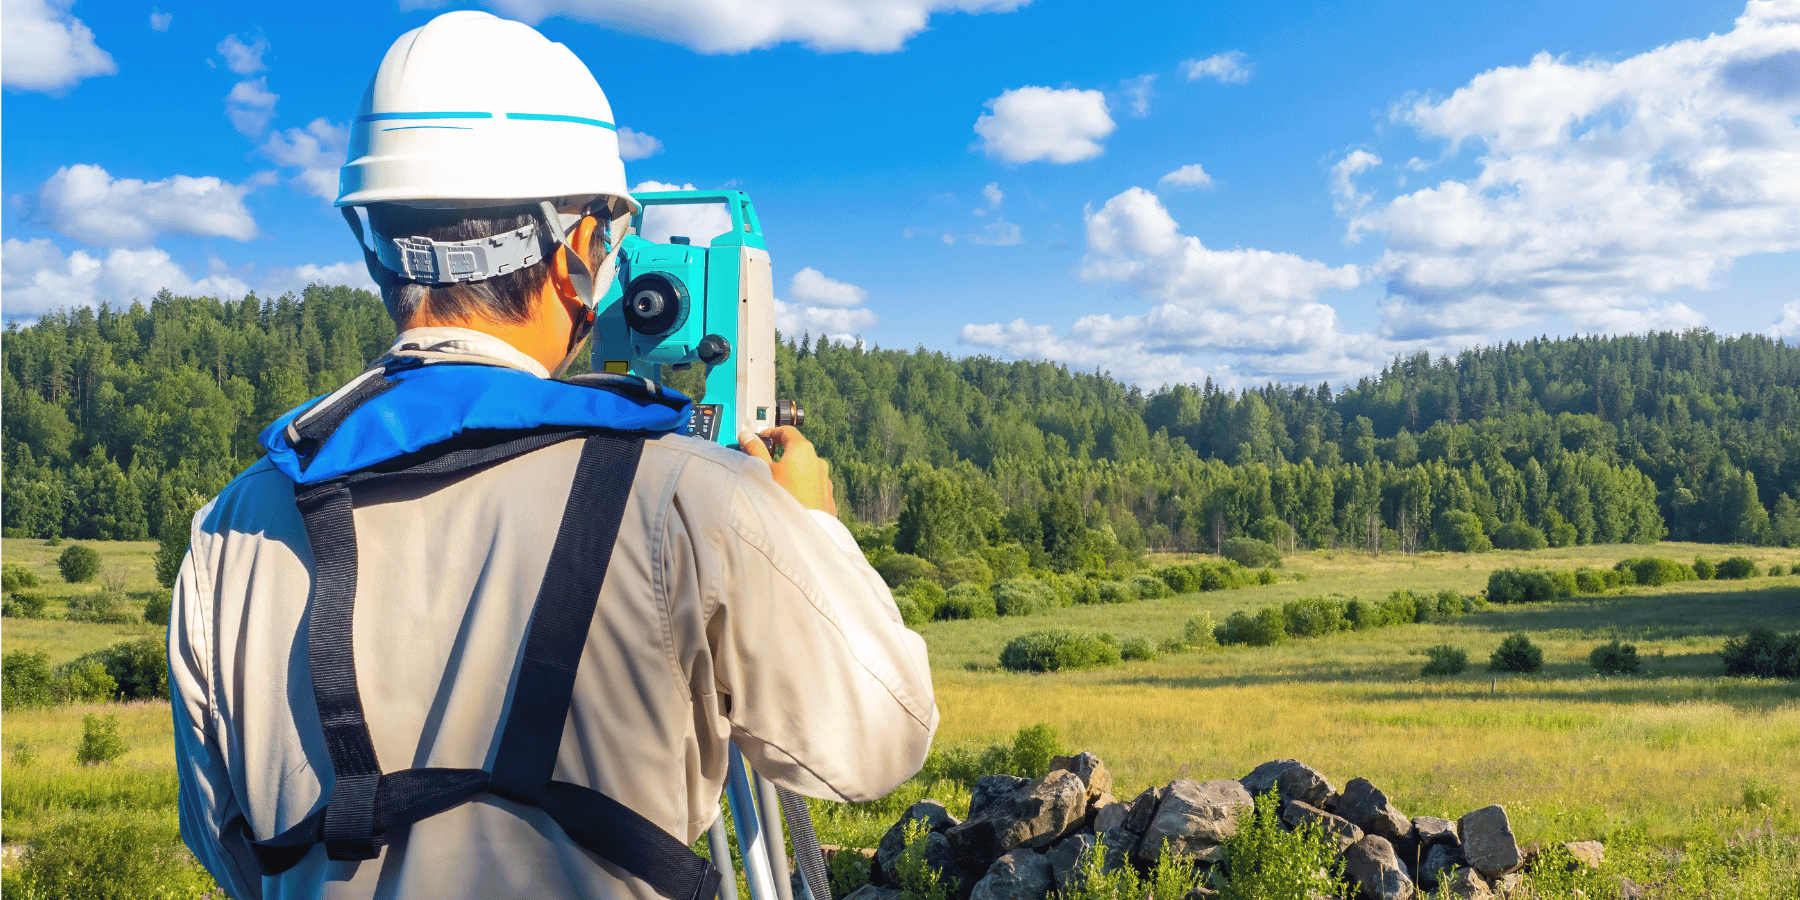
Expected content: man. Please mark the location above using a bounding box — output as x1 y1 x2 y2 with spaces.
170 12 936 900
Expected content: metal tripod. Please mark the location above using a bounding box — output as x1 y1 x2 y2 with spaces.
707 745 832 900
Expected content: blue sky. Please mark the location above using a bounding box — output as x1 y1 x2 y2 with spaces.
5 0 1799 388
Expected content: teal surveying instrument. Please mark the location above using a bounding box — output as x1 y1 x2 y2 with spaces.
593 190 822 900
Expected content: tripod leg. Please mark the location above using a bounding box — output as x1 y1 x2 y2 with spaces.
727 747 781 900
780 788 831 900
753 771 795 900
708 812 739 900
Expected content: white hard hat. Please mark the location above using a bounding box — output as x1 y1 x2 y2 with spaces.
337 10 638 217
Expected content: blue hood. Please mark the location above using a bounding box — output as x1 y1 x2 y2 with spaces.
259 364 691 484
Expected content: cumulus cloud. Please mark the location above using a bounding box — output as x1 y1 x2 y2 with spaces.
961 187 1374 385
262 261 378 298
261 118 349 201
2 0 117 93
398 0 1029 54
1770 299 1800 340
3 238 251 317
226 78 278 136
216 33 268 74
35 164 259 248
1158 164 1213 189
1351 2 1800 341
150 8 172 31
617 126 664 161
974 86 1114 164
1181 51 1250 84
789 267 868 307
779 267 876 340
630 181 735 244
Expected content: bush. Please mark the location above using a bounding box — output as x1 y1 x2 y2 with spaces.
1092 581 1136 604
143 592 174 624
1215 608 1287 646
999 629 1121 672
72 638 169 701
1573 567 1612 594
57 543 101 583
1182 613 1218 650
1438 509 1493 552
1221 536 1281 568
876 553 938 589
937 582 997 620
1218 790 1345 900
1491 521 1548 550
3 561 41 592
1121 637 1158 661
919 723 1065 787
77 712 128 765
1256 567 1279 585
1487 568 1564 604
1720 628 1800 678
1614 556 1696 587
993 577 1057 617
65 590 138 624
1772 565 1787 578
8 811 216 900
1694 557 1717 580
1421 645 1469 676
1282 596 1349 638
1590 640 1643 675
896 580 946 621
2 649 56 710
2 591 48 618
1716 556 1760 579
1489 633 1544 673
1129 573 1172 600
938 555 994 589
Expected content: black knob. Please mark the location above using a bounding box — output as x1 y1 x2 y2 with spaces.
697 334 732 367
776 399 804 428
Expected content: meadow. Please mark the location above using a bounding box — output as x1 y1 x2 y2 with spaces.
3 537 1797 897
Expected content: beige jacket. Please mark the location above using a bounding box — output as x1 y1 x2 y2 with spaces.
171 329 938 900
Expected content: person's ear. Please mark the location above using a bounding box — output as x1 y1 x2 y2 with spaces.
550 213 600 317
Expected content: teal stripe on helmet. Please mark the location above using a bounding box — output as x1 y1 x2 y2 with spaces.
356 111 494 122
504 112 617 130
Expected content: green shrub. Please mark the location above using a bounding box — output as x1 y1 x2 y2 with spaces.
57 543 102 583
936 582 997 620
938 555 994 589
2 591 48 618
1182 613 1218 650
58 657 119 704
827 842 872 900
1129 573 1172 600
1063 831 1201 900
66 591 137 624
1121 637 1157 661
1219 790 1346 900
1716 556 1760 579
896 580 946 620
1281 596 1349 638
77 712 128 765
1573 567 1610 594
2 649 56 710
877 553 938 589
894 594 927 629
1421 645 1469 676
1093 581 1136 604
1487 567 1563 604
1256 567 1279 585
919 723 1065 787
72 638 170 701
1614 556 1696 586
1720 629 1800 678
8 811 215 899
3 561 41 592
1437 509 1493 552
1590 640 1643 676
1489 633 1544 673
993 577 1057 617
1548 568 1578 598
1771 565 1787 578
143 592 174 624
1490 521 1548 550
1215 608 1287 646
1694 557 1717 580
1221 536 1281 568
999 629 1121 672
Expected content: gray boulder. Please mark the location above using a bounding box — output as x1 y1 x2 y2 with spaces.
1093 796 1130 833
1279 799 1363 855
1444 867 1491 900
1096 826 1139 872
948 771 1089 873
969 849 1054 900
970 775 1032 820
1123 785 1161 834
1343 835 1415 900
1050 752 1113 800
1240 759 1335 809
1456 806 1521 877
1045 833 1096 895
1413 817 1459 850
1418 844 1465 891
1564 840 1604 869
1336 778 1412 844
877 801 961 882
1136 779 1252 864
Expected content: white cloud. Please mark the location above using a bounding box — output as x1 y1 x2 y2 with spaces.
217 33 268 74
970 221 1021 246
36 164 260 248
617 126 664 161
961 187 1375 385
775 299 877 342
974 86 1114 164
1119 74 1156 117
2 0 117 93
262 261 378 298
1353 2 1800 341
1158 164 1213 189
789 267 868 307
981 182 1004 209
1181 51 1250 84
1769 299 1800 340
398 0 1029 54
226 78 278 136
150 8 172 31
3 238 251 317
629 181 736 245
261 118 348 201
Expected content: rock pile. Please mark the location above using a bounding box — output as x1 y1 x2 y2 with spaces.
843 755 1609 900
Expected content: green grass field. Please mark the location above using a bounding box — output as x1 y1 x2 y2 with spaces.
4 537 1797 896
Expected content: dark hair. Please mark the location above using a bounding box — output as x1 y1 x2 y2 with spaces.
364 198 609 326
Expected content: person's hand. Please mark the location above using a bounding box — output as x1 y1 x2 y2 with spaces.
740 426 836 515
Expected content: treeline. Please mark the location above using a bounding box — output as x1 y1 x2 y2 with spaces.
4 287 1799 563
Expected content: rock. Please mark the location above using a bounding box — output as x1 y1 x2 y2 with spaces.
921 833 972 899
969 849 1054 900
1240 759 1335 809
1418 844 1465 891
948 771 1089 873
1563 840 1604 870
1344 835 1414 900
1136 779 1253 864
1493 872 1526 898
1050 752 1114 800
1444 867 1492 900
1093 796 1131 833
1336 779 1413 844
1616 876 1643 900
1123 785 1161 834
970 775 1032 820
1413 817 1459 850
877 801 961 882
1279 798 1363 854
1045 833 1096 895
1456 806 1522 877
843 886 902 900
1096 826 1139 872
